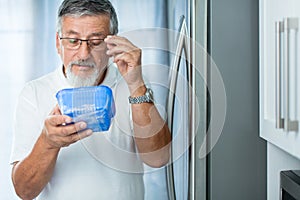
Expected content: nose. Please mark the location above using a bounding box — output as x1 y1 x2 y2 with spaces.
76 41 91 60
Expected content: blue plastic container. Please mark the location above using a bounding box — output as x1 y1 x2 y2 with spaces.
56 85 115 132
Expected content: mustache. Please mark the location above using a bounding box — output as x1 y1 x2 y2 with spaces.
69 60 96 68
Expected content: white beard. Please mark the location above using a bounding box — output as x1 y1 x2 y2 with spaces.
65 62 100 87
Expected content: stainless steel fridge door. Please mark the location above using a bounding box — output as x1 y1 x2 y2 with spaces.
166 0 208 199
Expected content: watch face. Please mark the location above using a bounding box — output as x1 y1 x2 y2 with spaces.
146 88 154 102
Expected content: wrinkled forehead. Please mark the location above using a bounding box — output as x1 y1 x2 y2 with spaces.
60 15 111 36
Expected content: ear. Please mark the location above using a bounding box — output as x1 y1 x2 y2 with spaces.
56 32 61 54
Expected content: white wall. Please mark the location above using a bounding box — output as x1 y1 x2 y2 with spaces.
1 1 35 198
0 1 61 199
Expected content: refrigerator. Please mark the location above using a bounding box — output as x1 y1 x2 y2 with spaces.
165 0 208 199
161 0 266 199
112 1 209 199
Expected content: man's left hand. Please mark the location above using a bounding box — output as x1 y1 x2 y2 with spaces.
105 35 144 93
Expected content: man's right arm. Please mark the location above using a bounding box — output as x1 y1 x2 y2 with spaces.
11 106 92 200
12 133 60 200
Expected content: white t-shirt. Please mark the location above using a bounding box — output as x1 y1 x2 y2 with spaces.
10 65 145 200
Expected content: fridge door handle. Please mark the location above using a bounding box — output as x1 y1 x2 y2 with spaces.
166 15 187 200
166 15 195 200
275 21 284 129
283 17 298 132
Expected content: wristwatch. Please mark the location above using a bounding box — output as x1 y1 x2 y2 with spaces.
128 87 154 104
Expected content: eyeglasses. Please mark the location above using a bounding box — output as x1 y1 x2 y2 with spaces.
59 37 105 50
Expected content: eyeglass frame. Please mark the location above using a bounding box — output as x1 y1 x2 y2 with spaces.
59 37 106 50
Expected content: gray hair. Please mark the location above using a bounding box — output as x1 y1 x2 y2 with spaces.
57 0 118 36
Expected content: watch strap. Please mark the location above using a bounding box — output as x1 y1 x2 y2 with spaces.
128 88 154 104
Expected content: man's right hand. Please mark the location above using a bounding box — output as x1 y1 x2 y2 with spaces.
11 104 94 200
42 105 93 149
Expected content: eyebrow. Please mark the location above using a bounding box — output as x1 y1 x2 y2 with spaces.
63 30 105 38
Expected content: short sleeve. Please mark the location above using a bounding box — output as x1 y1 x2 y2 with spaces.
10 83 42 164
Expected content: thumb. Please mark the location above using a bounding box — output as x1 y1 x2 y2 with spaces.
51 104 62 115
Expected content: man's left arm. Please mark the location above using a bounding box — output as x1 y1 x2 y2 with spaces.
105 35 171 167
130 85 171 167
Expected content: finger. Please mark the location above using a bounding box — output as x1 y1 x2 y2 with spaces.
105 36 138 55
105 35 131 46
114 53 136 67
107 45 136 57
51 104 62 115
106 43 117 50
67 129 93 144
59 121 88 136
106 46 125 56
115 59 128 74
46 114 73 127
76 128 93 139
